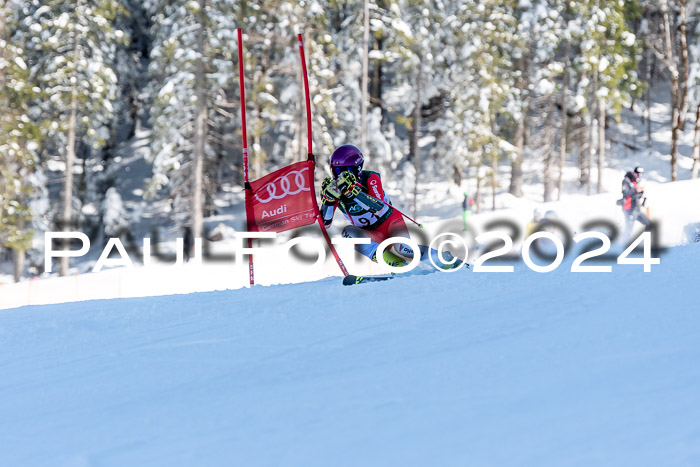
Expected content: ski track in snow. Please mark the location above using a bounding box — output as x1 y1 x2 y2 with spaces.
1 243 699 466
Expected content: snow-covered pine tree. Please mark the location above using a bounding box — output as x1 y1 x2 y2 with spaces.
18 0 123 276
102 186 129 240
112 0 151 143
506 0 566 201
428 1 488 206
569 0 642 192
149 0 307 234
655 0 690 181
235 0 310 175
453 0 521 209
148 0 219 238
528 1 568 202
314 1 366 165
0 0 42 281
378 0 454 215
300 25 343 174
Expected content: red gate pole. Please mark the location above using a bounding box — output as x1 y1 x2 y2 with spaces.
238 29 255 285
298 34 314 161
297 33 349 277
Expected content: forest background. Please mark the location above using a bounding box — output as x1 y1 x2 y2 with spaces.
1 0 699 282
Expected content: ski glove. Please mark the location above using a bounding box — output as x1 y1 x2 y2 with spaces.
321 177 341 203
336 171 361 199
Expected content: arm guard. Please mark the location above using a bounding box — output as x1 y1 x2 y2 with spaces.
321 201 336 227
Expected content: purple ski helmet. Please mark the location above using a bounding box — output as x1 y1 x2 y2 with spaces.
330 144 364 177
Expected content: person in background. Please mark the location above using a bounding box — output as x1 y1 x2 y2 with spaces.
525 207 544 239
462 192 474 230
620 166 650 238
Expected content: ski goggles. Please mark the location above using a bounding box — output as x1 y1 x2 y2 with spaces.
332 165 360 177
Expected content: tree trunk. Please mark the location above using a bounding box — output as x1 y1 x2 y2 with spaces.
692 103 700 179
678 0 689 176
509 54 528 198
491 117 498 210
578 120 587 187
557 39 569 200
360 0 370 155
586 69 598 196
474 160 482 214
191 0 207 240
588 117 595 196
664 0 689 181
13 248 25 283
491 163 497 211
12 214 26 282
668 78 680 181
509 116 525 197
411 53 423 218
543 101 555 202
645 44 653 147
597 98 605 193
453 165 462 186
252 107 263 178
0 11 5 85
60 16 81 277
215 116 226 188
371 37 384 114
372 1 388 114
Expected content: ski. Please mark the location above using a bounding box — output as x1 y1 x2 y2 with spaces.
342 274 395 286
343 260 471 286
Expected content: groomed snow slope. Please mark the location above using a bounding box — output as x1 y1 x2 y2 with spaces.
1 244 699 466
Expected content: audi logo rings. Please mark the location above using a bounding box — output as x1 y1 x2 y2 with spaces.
255 168 311 204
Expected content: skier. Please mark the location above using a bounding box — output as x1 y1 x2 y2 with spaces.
320 144 463 272
620 166 650 238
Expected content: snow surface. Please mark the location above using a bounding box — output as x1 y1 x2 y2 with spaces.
1 243 699 466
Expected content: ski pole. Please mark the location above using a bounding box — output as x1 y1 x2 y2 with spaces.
392 206 423 229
